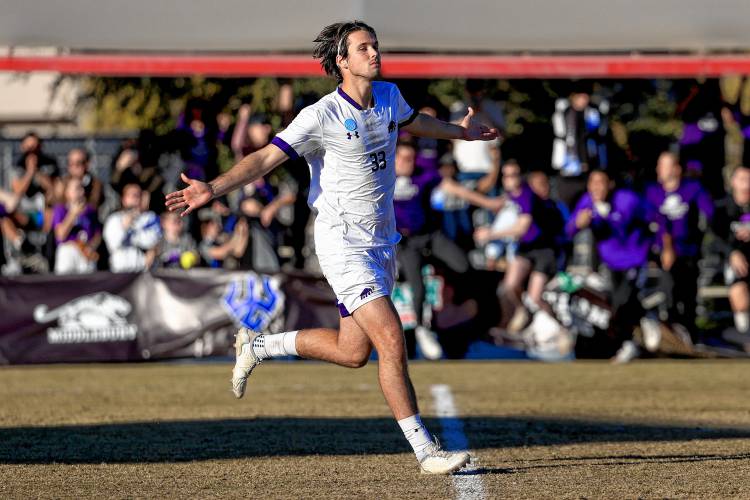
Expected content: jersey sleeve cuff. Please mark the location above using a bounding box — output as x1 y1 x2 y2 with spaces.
398 109 419 128
271 136 300 161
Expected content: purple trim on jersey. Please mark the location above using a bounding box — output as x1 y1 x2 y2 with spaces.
567 190 652 271
398 109 419 128
271 136 300 161
337 301 351 318
336 86 375 110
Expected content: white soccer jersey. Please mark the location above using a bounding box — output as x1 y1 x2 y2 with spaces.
272 81 417 254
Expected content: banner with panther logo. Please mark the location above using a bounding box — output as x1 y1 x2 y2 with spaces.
0 269 340 364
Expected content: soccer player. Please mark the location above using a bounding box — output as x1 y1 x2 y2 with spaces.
165 21 498 474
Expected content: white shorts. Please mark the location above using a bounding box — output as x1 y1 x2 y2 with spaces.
317 245 397 317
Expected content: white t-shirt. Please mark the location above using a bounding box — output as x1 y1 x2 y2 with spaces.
273 81 416 253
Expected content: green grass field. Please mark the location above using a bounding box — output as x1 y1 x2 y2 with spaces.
2 360 750 499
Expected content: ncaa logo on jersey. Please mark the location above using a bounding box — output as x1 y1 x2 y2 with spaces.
344 118 360 140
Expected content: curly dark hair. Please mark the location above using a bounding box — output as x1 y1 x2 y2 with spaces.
312 21 378 84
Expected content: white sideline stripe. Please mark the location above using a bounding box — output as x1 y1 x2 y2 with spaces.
430 384 486 500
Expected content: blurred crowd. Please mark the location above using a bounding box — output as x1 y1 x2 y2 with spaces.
3 77 750 360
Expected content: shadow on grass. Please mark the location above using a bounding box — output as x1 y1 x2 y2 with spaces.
2 417 750 464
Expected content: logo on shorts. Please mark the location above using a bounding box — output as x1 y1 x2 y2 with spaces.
360 287 373 300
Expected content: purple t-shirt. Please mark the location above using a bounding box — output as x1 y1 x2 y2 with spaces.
566 189 653 271
51 204 100 243
644 179 714 258
0 203 7 218
394 169 441 235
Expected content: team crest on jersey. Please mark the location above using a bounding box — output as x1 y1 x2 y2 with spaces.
388 120 396 133
344 118 358 131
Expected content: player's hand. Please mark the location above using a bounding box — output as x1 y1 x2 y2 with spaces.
730 250 749 278
576 208 593 229
460 107 499 141
165 173 213 217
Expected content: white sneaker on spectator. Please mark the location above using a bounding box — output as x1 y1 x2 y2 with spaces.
507 307 530 334
640 318 662 352
415 326 443 360
611 340 640 364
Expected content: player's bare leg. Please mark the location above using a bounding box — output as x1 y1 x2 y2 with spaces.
351 296 470 473
295 316 372 368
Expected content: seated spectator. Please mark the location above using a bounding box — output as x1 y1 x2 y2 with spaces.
527 170 569 269
155 211 199 269
197 209 248 269
566 170 662 362
644 152 713 336
713 166 750 337
51 178 100 274
103 184 162 272
54 148 103 208
394 141 502 359
474 160 558 333
231 105 273 160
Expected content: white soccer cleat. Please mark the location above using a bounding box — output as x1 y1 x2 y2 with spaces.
231 327 262 399
419 440 471 475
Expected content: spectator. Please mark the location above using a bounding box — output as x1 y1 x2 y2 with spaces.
474 160 558 333
566 170 662 362
449 80 504 240
103 184 162 272
231 105 273 160
51 177 100 274
239 176 296 271
551 82 609 209
155 211 199 269
9 132 60 272
197 209 248 269
644 152 713 335
110 135 166 214
527 170 569 267
713 166 750 337
54 148 103 208
394 142 502 359
675 79 727 200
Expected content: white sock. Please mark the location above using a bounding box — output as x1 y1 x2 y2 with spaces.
252 331 299 360
398 414 434 461
735 312 749 333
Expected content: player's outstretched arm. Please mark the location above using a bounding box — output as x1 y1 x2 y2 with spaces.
165 143 289 217
401 107 498 141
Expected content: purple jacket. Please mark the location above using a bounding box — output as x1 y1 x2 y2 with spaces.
644 179 713 258
566 189 654 271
